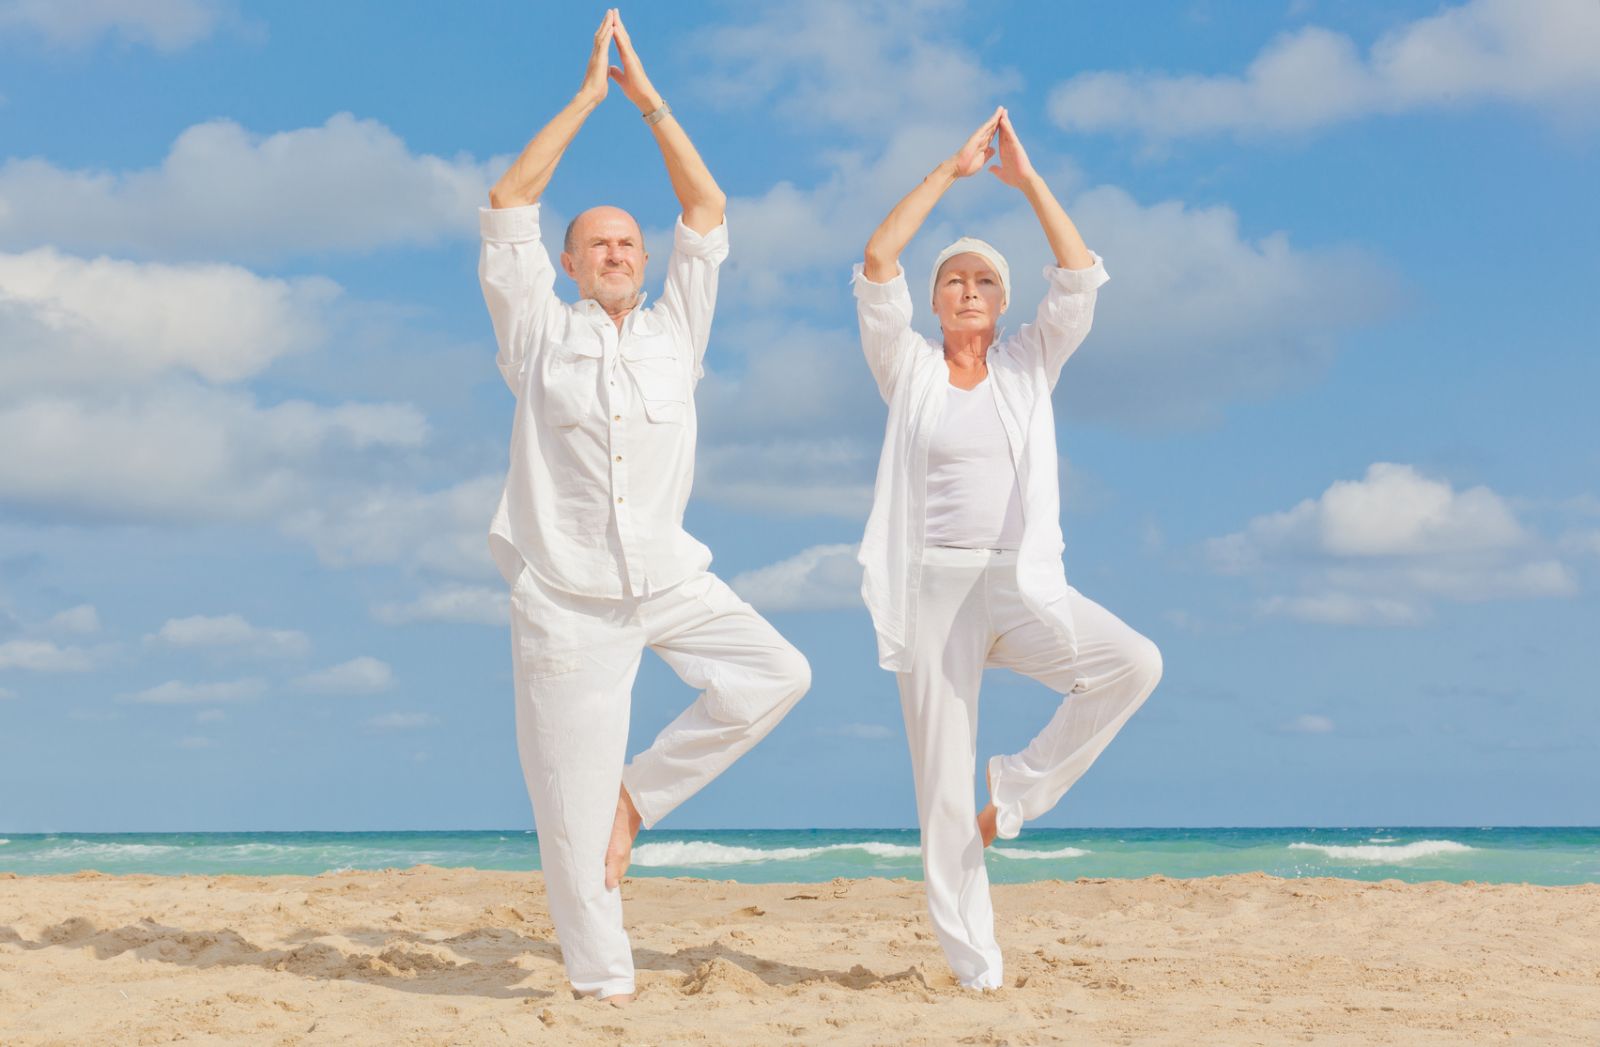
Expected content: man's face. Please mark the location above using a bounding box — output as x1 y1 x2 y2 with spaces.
561 206 647 313
932 253 1005 336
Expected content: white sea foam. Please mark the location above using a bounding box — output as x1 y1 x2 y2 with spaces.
1366 837 1399 843
990 845 1089 860
0 838 9 845
32 841 183 860
630 840 921 867
1289 840 1472 862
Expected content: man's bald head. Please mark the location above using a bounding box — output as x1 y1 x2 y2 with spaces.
559 205 649 316
563 206 645 254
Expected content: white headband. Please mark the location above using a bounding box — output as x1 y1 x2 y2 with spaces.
929 237 1011 314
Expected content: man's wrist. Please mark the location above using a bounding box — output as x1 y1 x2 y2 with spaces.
640 100 671 127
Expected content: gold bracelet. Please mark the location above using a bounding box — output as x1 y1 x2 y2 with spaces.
642 102 671 126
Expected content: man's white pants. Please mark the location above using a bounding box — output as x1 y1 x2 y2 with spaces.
897 547 1162 989
509 566 810 998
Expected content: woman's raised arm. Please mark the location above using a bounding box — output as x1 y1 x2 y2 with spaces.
989 109 1093 270
862 107 1002 282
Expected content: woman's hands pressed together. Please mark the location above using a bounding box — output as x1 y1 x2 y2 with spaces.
988 109 1039 190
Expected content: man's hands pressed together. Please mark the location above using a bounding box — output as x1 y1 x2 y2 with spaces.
608 12 663 115
577 9 617 108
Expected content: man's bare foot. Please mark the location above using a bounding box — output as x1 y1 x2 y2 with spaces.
978 803 999 847
577 989 636 1007
978 764 998 847
604 786 642 889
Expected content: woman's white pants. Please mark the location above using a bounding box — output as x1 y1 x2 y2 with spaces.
509 566 810 999
897 547 1162 989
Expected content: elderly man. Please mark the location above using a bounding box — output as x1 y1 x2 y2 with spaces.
478 10 810 1004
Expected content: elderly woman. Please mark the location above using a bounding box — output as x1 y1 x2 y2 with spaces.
853 107 1163 990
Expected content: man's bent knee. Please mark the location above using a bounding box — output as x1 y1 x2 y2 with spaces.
775 646 812 706
1131 636 1163 692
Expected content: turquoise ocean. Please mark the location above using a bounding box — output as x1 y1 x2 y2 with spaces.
3 827 1597 884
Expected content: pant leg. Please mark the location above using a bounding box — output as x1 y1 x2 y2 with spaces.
620 571 810 829
509 567 644 998
896 548 1005 990
984 583 1163 840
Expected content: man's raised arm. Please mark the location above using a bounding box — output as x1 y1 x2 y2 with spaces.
488 11 617 209
608 13 726 233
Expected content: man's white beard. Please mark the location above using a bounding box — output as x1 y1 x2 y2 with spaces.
590 279 640 315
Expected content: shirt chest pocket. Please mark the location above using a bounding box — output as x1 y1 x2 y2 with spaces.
538 340 603 429
623 336 687 424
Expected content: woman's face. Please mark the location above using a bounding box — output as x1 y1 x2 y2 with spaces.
933 253 1004 337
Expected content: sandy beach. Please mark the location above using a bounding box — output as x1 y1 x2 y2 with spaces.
2 868 1597 1045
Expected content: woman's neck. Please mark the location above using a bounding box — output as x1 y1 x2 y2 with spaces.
942 328 993 366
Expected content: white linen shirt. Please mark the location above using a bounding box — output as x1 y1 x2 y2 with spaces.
853 255 1109 672
478 203 728 599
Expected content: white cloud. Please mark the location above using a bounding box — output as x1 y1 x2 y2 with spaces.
149 614 310 658
282 474 502 579
123 677 265 704
1352 559 1576 602
699 0 1018 137
1278 714 1336 735
1049 187 1390 425
1210 463 1528 569
0 638 94 671
43 604 100 635
373 586 506 627
0 248 337 388
367 712 437 731
1210 464 1577 626
294 656 393 695
0 242 438 537
729 543 863 612
0 381 427 522
1048 0 1600 141
0 114 498 261
0 0 223 52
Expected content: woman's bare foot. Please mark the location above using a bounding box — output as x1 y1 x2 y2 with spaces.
604 786 642 889
978 764 998 847
604 993 635 1007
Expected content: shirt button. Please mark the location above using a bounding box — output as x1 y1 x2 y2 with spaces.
613 414 621 421
615 455 622 462
616 496 624 504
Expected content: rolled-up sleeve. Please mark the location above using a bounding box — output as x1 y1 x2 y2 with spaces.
656 216 729 380
852 262 922 403
478 204 557 392
1015 252 1109 390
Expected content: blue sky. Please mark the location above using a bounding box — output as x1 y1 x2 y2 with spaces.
1 0 1596 832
